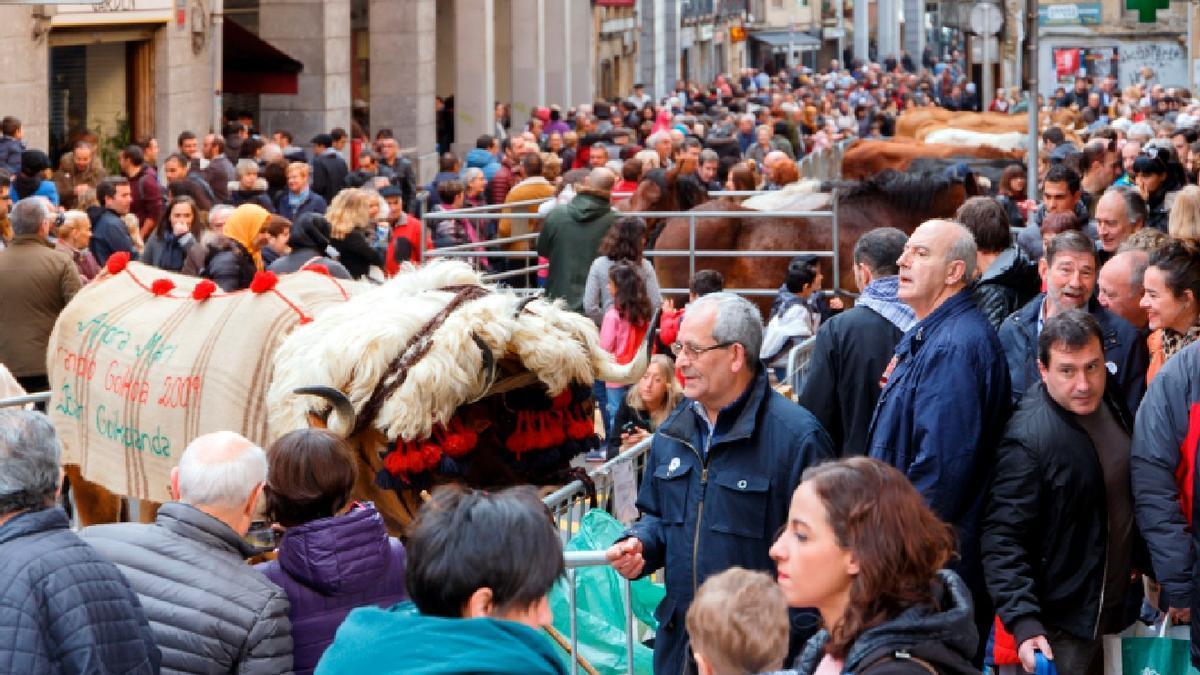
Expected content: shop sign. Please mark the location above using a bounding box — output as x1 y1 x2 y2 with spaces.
50 0 173 26
1038 2 1102 25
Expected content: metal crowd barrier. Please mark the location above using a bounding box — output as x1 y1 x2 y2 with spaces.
544 435 653 540
420 191 841 294
0 391 51 409
785 335 819 397
547 437 653 675
560 550 637 675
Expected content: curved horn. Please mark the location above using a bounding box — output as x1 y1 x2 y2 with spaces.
293 386 356 438
594 309 659 385
513 293 539 318
471 332 499 400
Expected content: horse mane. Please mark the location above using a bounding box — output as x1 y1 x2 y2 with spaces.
825 169 957 214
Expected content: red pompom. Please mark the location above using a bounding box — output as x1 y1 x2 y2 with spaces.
249 270 279 294
105 251 131 275
550 388 573 410
442 429 478 458
191 279 218 301
383 448 409 476
150 278 175 296
418 442 443 471
305 264 331 276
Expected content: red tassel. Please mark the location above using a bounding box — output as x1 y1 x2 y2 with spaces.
383 447 408 475
150 278 175 296
105 251 131 275
550 388 572 410
192 279 217 301
545 411 566 447
507 411 529 456
249 270 279 294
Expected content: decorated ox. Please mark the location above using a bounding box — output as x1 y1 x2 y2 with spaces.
267 260 652 533
48 256 647 536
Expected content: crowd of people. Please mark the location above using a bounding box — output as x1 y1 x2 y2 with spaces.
7 53 1200 675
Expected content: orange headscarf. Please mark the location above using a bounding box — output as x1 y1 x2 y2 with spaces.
223 204 271 271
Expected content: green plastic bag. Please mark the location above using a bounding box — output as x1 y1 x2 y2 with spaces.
1120 621 1200 675
549 509 664 675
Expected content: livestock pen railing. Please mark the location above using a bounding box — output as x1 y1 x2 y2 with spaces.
797 138 853 182
546 436 654 675
420 189 842 294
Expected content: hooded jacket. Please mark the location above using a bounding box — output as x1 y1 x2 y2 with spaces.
971 246 1041 330
1129 341 1200 618
463 147 501 182
997 294 1147 416
315 602 567 675
268 212 352 279
798 275 914 458
536 190 619 313
257 503 407 675
625 367 834 675
791 571 979 674
0 134 25 174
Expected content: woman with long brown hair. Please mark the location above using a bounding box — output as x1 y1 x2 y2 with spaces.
995 164 1029 229
772 457 978 673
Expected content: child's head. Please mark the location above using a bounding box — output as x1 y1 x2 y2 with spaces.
785 255 822 297
688 269 724 302
2 116 21 140
686 567 790 675
609 260 653 325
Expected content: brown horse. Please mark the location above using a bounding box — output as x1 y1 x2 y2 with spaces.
650 170 968 315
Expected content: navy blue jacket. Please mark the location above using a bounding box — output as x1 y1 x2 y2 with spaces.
0 507 160 674
277 191 328 221
88 208 136 266
868 289 1011 600
997 294 1147 416
624 367 834 675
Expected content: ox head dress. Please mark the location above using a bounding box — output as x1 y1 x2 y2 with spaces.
267 260 655 494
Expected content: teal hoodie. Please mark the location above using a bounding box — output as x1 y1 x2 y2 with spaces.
315 602 568 675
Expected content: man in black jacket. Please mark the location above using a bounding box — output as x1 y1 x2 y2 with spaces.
960 196 1041 330
983 311 1145 675
0 410 160 673
310 133 348 205
797 227 914 456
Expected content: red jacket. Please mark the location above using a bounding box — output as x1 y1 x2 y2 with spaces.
385 214 432 276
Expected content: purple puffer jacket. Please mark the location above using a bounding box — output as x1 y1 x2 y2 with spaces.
256 502 407 674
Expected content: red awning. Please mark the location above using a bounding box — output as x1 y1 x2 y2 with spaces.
223 19 303 95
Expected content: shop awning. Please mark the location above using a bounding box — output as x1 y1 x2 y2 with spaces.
748 30 822 51
223 19 303 95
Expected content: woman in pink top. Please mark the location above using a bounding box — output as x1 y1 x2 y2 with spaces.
770 457 979 674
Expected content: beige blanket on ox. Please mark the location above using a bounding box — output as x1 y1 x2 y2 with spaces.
46 262 359 502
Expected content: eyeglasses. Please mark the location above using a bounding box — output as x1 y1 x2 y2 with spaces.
670 341 733 359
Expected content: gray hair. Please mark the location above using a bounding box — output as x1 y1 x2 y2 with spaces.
11 197 49 236
699 148 719 164
259 142 283 163
176 431 267 510
208 204 235 225
647 131 671 148
1104 184 1148 225
941 220 978 282
0 410 62 515
688 292 764 364
235 158 259 177
462 167 484 183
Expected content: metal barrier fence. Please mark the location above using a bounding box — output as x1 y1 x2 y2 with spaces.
561 550 637 675
546 436 654 675
785 335 819 397
0 391 51 409
796 138 853 182
420 191 841 295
